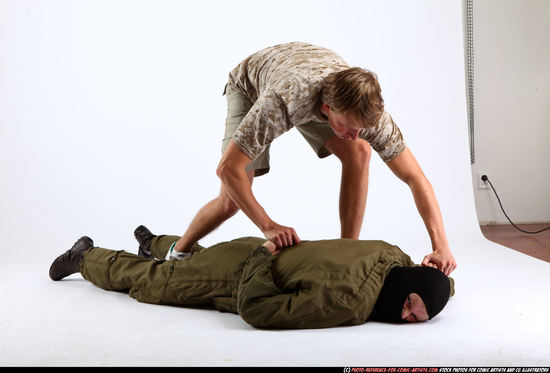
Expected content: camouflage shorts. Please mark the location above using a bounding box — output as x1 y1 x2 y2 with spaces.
222 85 335 177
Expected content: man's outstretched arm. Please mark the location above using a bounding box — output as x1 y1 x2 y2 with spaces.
217 140 300 249
386 147 457 275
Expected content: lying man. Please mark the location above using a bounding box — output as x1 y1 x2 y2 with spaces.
49 226 455 329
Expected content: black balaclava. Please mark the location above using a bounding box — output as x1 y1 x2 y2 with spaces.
372 266 450 323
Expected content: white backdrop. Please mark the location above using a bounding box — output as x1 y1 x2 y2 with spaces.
1 0 549 367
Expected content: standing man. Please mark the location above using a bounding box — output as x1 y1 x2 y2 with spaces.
170 42 456 275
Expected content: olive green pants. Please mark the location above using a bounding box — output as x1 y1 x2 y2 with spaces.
80 236 266 313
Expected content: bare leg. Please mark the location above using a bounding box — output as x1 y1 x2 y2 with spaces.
324 137 372 239
173 169 254 253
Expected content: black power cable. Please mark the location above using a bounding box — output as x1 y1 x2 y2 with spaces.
481 175 550 234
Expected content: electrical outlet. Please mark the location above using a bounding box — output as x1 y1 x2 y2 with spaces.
477 174 489 190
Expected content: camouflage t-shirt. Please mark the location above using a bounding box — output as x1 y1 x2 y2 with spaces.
227 42 406 162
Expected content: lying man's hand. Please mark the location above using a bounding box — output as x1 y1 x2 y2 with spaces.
262 240 280 256
421 249 457 276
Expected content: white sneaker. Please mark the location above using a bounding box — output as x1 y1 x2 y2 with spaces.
165 242 191 261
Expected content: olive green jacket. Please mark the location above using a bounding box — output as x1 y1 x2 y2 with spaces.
237 239 421 329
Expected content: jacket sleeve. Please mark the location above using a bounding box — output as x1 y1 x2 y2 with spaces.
236 246 358 329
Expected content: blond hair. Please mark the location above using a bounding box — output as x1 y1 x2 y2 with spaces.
321 67 384 128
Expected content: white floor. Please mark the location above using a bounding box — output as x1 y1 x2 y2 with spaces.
1 233 549 366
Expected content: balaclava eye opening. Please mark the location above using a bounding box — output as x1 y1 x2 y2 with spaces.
372 266 450 323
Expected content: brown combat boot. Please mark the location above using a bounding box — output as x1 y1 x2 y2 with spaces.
134 225 155 259
49 236 94 281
